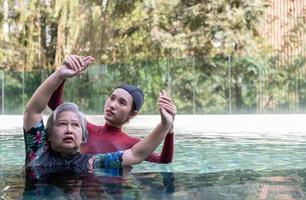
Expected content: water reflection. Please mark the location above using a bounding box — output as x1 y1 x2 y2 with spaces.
18 166 176 200
2 167 306 199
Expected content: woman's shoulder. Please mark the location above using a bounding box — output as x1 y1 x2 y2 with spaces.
24 120 45 134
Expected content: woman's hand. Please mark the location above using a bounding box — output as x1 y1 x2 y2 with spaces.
159 90 176 129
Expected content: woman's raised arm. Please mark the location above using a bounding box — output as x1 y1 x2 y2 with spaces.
122 90 176 166
23 55 94 131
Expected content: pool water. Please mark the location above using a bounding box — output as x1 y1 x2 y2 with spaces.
1 115 306 199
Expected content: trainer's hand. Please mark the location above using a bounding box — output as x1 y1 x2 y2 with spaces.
60 55 94 78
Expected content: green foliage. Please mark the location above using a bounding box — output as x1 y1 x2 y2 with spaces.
0 0 306 114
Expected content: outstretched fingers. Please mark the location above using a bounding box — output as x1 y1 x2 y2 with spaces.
64 55 79 71
63 55 95 72
82 56 95 67
159 101 176 116
82 56 95 64
70 55 83 71
80 56 95 71
60 55 94 79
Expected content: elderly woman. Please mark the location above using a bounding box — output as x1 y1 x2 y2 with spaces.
23 55 175 169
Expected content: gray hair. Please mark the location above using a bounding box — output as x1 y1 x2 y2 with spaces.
46 102 88 143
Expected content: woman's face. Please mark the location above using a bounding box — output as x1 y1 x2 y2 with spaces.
49 111 83 156
104 88 135 127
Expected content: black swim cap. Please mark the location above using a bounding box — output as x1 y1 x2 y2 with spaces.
117 84 144 112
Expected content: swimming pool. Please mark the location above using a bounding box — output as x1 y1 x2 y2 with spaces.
1 115 306 199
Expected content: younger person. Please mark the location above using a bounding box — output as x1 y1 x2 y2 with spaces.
48 55 175 163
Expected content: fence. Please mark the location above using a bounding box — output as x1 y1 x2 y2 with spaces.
1 55 306 115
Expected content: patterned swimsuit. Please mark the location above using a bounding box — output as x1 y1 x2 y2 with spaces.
24 120 123 170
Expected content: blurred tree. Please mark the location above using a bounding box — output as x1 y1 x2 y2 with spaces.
1 0 305 114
